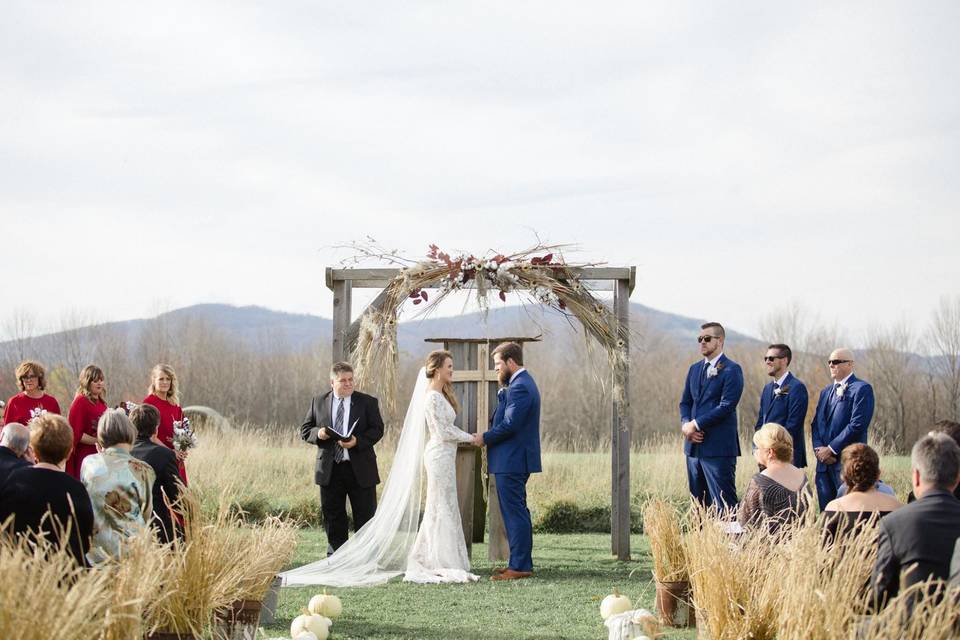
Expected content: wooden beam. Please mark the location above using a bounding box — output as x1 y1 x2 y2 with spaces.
611 277 631 561
328 266 634 288
331 279 352 362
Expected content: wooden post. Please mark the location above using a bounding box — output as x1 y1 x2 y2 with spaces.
331 278 352 362
611 277 631 560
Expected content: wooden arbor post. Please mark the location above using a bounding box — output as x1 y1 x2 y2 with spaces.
325 265 635 561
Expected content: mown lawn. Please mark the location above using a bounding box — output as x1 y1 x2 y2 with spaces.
261 530 697 640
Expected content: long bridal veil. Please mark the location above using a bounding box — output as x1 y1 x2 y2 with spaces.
280 368 429 587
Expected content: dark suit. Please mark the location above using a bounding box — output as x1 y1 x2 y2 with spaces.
872 490 960 607
810 374 874 509
131 437 182 543
679 353 744 510
0 446 30 489
301 390 384 553
755 372 809 468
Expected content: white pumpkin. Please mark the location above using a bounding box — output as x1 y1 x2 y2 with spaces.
600 588 632 620
294 633 319 640
291 612 332 640
308 591 343 619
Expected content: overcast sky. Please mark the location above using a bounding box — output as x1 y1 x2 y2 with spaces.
2 1 958 343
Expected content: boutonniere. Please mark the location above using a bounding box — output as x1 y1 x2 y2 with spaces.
836 383 849 398
774 385 790 397
707 362 724 378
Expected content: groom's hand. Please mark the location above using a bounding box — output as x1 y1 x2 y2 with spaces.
471 433 484 447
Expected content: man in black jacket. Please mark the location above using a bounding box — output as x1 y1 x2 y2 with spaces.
0 423 32 489
130 403 182 543
301 361 384 554
872 431 960 607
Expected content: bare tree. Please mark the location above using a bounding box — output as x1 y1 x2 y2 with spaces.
864 321 916 449
928 296 960 421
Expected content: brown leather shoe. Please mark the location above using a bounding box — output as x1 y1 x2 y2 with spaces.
490 569 533 581
493 567 509 575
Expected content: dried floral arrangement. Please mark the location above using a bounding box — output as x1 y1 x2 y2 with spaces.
337 240 630 417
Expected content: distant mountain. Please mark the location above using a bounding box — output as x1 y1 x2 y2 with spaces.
0 301 762 358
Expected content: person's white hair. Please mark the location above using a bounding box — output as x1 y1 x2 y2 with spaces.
97 409 136 449
0 423 30 456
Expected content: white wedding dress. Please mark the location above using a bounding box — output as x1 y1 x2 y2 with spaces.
403 390 479 584
280 370 478 587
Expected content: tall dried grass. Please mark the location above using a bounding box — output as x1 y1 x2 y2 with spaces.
642 498 687 582
0 521 115 640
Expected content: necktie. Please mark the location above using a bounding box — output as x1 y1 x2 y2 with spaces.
701 361 710 383
333 397 345 463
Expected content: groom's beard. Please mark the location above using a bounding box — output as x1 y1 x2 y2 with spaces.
498 369 510 386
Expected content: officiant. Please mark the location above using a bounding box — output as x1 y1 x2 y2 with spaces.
301 361 385 554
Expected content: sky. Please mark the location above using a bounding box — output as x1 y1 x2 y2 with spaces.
2 1 958 343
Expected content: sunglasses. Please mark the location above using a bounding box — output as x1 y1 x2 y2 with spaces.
763 355 785 362
828 359 851 366
697 335 719 344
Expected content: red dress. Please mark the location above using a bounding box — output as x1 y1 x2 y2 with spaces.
67 395 108 479
143 394 188 484
2 392 61 426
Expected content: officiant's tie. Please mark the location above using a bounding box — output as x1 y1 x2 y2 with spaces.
333 397 345 463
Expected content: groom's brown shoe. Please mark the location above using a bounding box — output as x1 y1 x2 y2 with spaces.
493 567 509 575
490 569 533 581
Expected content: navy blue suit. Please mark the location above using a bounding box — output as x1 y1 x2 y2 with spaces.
810 374 874 510
484 370 541 572
679 354 744 510
755 372 809 468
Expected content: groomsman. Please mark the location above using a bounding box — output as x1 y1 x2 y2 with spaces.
755 344 809 468
679 322 744 511
811 348 874 510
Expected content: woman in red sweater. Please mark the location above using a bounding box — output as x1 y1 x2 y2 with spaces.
2 360 61 428
66 365 108 478
143 363 188 484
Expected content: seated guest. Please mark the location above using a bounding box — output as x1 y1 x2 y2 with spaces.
0 423 32 488
130 404 181 543
738 423 812 533
80 409 155 564
836 478 896 498
951 539 960 588
823 444 902 542
907 420 960 502
872 432 960 608
2 360 61 427
0 414 94 567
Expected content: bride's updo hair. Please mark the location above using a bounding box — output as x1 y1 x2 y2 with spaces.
425 350 459 413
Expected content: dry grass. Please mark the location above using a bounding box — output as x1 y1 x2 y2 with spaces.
225 516 298 601
642 498 688 582
0 521 115 640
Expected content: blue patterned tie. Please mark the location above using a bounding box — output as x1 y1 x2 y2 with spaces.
333 397 345 463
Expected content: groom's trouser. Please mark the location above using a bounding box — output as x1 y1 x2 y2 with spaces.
686 455 738 513
321 461 377 554
495 473 533 572
815 462 843 511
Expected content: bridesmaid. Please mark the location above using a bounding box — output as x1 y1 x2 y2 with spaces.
142 364 188 484
3 360 61 427
67 365 108 478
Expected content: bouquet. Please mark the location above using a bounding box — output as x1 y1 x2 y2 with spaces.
117 401 139 416
29 407 48 422
172 417 198 452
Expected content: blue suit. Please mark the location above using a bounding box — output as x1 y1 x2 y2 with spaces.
810 374 874 510
679 354 744 510
755 372 809 468
484 370 541 573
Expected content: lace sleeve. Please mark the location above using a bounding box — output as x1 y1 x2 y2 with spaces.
737 477 763 528
426 392 473 443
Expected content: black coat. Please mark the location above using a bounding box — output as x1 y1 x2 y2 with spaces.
0 446 30 490
131 437 182 543
873 490 960 605
300 390 384 488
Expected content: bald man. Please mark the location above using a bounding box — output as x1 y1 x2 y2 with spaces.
810 348 875 510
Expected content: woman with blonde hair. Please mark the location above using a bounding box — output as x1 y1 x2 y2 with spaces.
142 364 188 483
80 409 154 564
738 423 812 532
66 365 108 478
2 360 61 428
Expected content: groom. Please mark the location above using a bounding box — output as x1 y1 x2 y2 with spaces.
473 342 541 581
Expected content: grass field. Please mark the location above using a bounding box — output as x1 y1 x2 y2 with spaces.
264 529 695 640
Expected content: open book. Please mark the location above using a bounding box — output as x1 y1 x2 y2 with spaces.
326 418 358 442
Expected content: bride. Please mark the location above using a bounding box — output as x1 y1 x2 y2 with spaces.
281 350 479 586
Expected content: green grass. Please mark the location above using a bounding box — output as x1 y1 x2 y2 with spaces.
261 530 697 640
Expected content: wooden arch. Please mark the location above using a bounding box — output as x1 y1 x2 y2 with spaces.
326 266 635 560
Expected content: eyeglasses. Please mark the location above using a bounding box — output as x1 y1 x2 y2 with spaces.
20 374 38 380
828 359 851 366
763 355 785 362
697 335 718 344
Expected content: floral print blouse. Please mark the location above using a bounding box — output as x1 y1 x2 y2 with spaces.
80 447 155 564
